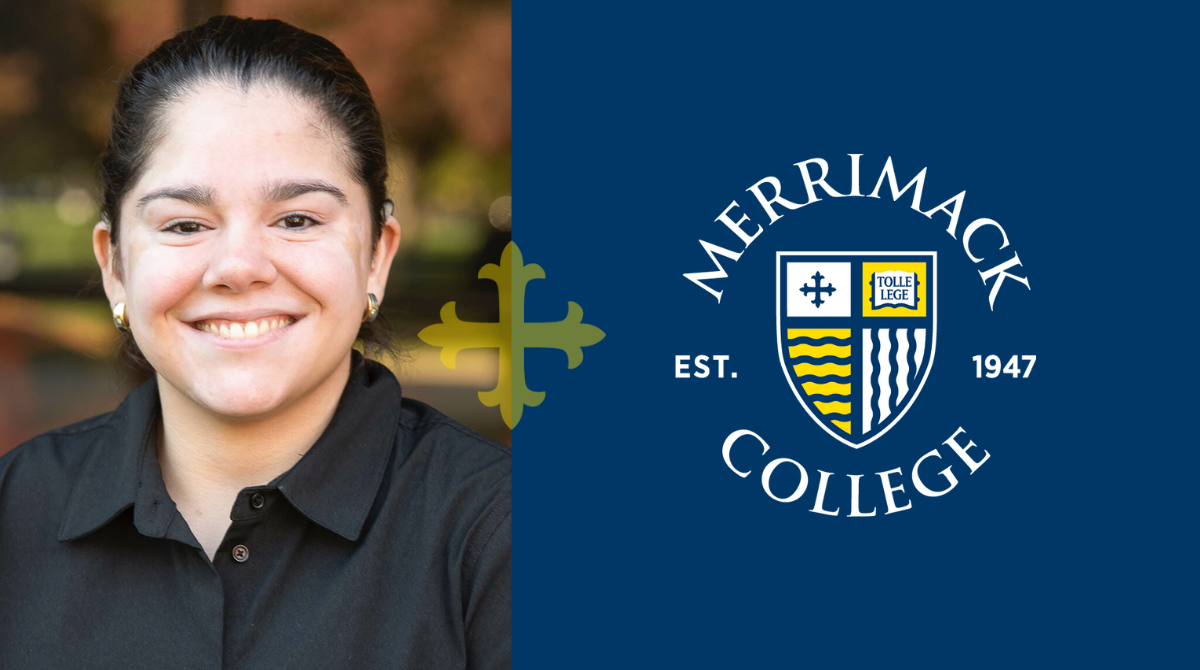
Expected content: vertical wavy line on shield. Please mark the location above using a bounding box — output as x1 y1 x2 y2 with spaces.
862 330 873 433
895 328 910 406
914 329 926 372
876 329 892 424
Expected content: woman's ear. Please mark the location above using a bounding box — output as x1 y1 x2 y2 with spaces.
367 213 402 300
93 220 126 305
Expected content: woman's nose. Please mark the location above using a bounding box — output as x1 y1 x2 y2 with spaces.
201 222 278 293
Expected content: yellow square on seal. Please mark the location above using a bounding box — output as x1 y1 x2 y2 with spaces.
862 262 926 317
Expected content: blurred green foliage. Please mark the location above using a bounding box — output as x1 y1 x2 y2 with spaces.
0 200 97 271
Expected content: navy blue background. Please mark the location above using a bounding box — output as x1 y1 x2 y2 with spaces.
515 3 1193 666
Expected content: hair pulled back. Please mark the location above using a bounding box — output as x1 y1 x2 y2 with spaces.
98 15 395 368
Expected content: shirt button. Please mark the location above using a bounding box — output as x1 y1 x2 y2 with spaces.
250 492 265 509
232 544 250 562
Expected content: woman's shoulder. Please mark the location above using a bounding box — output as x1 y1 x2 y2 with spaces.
0 410 117 479
0 410 122 532
386 398 511 558
357 353 509 475
0 377 155 482
390 397 510 515
396 397 511 471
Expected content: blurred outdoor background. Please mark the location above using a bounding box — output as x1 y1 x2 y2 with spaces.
0 0 512 454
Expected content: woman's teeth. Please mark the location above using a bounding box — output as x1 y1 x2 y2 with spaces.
195 317 295 339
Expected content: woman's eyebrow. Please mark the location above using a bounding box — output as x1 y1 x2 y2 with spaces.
260 179 349 207
135 180 349 218
136 184 215 217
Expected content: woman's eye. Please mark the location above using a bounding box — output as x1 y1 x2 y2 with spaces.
164 221 206 235
278 214 320 230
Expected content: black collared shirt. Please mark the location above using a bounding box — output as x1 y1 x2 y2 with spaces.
0 352 511 669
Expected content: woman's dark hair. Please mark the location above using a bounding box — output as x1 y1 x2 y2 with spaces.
98 15 396 374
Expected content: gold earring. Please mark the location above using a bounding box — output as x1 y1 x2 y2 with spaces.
363 293 380 323
112 302 130 332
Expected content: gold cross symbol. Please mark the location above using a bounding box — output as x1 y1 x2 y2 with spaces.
418 242 606 428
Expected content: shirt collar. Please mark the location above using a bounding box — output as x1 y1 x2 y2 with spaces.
59 351 403 544
272 351 403 541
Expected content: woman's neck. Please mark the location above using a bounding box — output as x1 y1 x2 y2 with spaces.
154 352 353 558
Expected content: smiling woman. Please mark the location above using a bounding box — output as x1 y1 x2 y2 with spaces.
0 16 510 669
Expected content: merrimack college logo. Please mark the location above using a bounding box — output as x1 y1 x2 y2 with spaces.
680 154 1036 517
777 252 934 448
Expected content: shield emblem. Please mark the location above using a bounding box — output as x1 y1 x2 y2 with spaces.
775 252 936 448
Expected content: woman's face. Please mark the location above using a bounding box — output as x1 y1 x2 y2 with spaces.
95 82 400 420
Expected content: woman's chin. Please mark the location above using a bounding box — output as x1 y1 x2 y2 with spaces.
186 374 296 419
154 347 354 422
207 391 287 418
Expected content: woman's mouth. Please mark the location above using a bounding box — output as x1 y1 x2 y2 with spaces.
192 316 296 340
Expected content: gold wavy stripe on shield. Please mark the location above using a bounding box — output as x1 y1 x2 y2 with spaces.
793 363 851 377
801 381 851 396
813 401 851 415
788 343 851 359
787 328 851 340
831 420 851 435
